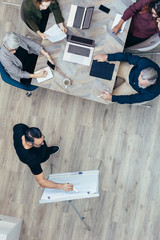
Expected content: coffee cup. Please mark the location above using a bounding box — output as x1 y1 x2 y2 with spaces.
63 78 71 88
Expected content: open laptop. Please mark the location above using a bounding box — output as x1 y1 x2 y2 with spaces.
63 35 95 66
67 5 94 29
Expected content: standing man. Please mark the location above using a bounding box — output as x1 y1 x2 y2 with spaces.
13 123 73 191
94 52 160 104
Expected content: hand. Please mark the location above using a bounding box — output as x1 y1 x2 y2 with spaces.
62 183 73 191
93 54 108 62
112 19 124 35
37 70 48 78
58 23 67 33
37 31 49 40
101 91 112 101
112 24 122 35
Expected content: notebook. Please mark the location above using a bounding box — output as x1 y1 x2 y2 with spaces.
67 5 94 29
35 66 53 83
90 61 115 80
63 35 95 66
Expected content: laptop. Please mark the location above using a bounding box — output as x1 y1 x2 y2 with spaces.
67 5 94 29
63 35 95 66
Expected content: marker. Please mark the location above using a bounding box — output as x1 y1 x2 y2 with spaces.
73 187 78 192
112 30 122 34
79 172 83 174
97 92 108 98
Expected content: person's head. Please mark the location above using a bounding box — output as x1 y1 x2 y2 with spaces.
3 32 20 54
138 67 158 89
148 1 160 18
34 0 52 9
24 127 45 148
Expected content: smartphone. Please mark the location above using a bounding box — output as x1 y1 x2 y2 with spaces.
47 60 55 70
99 5 110 14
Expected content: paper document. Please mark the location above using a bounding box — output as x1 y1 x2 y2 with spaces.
111 13 127 33
44 24 66 42
35 66 53 83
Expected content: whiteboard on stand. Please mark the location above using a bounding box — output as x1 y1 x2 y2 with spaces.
39 170 99 204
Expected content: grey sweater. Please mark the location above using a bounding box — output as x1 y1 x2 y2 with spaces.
0 33 43 81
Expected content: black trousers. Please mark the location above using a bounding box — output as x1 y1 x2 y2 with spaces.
39 8 50 33
20 54 38 85
125 32 148 48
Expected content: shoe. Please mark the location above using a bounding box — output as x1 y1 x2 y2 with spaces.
48 146 60 155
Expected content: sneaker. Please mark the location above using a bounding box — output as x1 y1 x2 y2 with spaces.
48 146 60 155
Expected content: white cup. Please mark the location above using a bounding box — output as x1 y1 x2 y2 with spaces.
63 78 71 88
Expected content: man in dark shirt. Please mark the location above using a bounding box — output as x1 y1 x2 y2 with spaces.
94 52 160 104
13 123 73 191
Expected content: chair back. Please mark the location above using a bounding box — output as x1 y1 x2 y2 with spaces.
0 62 38 91
126 33 160 52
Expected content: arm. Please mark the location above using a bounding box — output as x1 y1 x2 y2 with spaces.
94 52 141 66
23 5 40 33
17 33 42 54
23 3 48 39
50 1 64 24
40 49 55 65
112 91 156 104
34 172 73 191
122 0 151 21
107 52 142 66
113 0 151 34
102 90 157 104
3 61 47 80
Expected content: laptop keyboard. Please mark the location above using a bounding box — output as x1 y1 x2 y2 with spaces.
73 6 85 28
68 44 90 57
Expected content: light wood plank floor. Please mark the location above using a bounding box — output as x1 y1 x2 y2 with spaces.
1 1 160 240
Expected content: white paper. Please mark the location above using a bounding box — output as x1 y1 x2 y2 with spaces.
111 13 127 33
35 66 53 83
44 24 66 43
39 170 99 203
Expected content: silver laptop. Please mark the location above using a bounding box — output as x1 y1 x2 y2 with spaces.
63 35 95 66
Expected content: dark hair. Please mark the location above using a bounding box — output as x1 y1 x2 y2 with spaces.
25 127 42 143
33 0 53 6
148 0 160 17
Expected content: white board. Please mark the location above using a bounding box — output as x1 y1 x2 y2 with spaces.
39 170 99 204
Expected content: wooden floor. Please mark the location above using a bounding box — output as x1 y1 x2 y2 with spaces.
1 1 160 240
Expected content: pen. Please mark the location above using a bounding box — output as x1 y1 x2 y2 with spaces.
73 187 78 192
97 92 108 98
112 30 122 34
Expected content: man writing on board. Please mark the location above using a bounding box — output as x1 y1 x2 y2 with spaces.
13 123 73 191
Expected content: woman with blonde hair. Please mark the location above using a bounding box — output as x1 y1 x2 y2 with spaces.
23 0 66 39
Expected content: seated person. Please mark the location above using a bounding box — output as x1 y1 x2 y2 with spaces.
0 32 54 85
112 0 160 47
23 0 67 39
94 52 160 104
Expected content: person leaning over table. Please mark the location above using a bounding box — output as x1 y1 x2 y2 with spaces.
112 0 160 47
13 123 73 191
23 0 67 40
0 32 54 85
94 52 160 104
